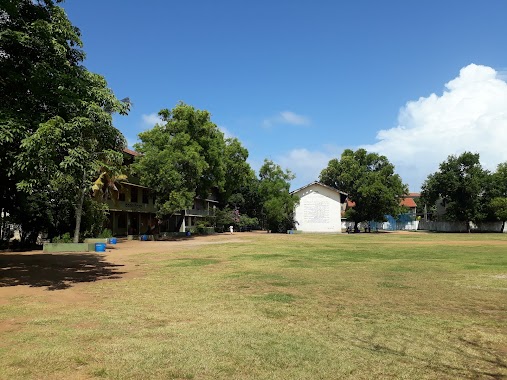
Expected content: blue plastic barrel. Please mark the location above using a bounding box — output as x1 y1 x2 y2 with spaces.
185 231 191 237
95 243 106 252
141 235 148 241
109 237 117 244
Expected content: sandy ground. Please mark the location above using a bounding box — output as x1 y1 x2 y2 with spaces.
0 233 247 309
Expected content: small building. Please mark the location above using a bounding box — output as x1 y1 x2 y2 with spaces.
291 182 347 233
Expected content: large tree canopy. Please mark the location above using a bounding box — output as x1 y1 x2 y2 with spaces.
258 159 298 232
420 152 492 232
487 162 507 232
133 103 226 219
0 0 128 242
221 137 255 204
319 148 408 228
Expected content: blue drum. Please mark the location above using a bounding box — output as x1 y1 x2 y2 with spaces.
95 243 106 252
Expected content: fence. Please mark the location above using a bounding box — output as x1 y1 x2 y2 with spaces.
418 220 506 232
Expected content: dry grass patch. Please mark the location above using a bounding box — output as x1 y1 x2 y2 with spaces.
0 232 506 379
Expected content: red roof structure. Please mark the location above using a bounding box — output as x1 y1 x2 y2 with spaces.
400 197 417 208
123 148 141 157
346 195 418 209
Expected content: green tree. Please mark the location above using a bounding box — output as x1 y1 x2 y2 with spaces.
17 81 128 242
1 0 128 242
221 137 256 204
1 0 84 241
489 162 507 232
258 159 298 232
320 149 408 230
133 103 226 220
490 198 507 232
491 162 507 197
420 152 491 232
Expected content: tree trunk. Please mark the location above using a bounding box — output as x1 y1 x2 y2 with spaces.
0 208 5 241
73 171 87 243
466 220 471 233
501 220 505 233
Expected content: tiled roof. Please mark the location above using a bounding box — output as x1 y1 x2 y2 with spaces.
123 148 141 157
400 197 417 208
346 197 417 209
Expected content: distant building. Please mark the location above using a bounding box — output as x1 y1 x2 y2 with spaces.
291 182 347 233
104 149 218 236
344 193 421 231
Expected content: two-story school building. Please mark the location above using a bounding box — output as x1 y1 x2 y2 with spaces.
104 149 218 236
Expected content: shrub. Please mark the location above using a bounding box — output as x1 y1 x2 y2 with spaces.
195 222 210 234
52 232 72 243
98 228 113 238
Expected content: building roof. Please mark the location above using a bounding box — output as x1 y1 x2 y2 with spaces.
347 197 417 209
123 148 141 157
290 181 347 196
400 197 417 208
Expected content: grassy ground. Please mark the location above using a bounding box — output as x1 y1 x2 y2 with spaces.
0 232 506 379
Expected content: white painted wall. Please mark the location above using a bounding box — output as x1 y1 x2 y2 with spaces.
293 183 343 233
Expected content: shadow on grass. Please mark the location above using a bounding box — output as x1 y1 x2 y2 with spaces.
341 332 507 379
0 253 125 290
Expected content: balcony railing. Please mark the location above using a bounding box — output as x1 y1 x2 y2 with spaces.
186 209 213 216
106 200 157 213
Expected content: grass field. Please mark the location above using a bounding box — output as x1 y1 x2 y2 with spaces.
0 232 506 379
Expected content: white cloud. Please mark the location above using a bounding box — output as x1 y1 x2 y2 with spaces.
279 111 310 125
263 111 311 128
141 112 164 126
363 64 507 191
218 125 234 139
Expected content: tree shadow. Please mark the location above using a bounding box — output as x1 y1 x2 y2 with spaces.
0 253 125 290
334 329 507 379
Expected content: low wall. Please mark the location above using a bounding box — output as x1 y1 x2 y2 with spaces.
418 221 506 232
43 243 96 253
84 238 109 244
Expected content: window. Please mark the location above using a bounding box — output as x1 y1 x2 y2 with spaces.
118 213 127 228
119 191 126 202
130 187 138 203
142 189 149 204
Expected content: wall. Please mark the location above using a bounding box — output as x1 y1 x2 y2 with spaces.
418 220 506 232
293 184 343 233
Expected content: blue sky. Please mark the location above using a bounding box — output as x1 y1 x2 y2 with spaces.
63 0 507 191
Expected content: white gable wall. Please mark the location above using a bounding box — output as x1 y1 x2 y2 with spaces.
293 183 343 233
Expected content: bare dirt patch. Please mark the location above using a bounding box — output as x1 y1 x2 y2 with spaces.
0 233 248 304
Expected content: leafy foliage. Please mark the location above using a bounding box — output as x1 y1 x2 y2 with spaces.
52 232 72 244
98 228 113 239
133 103 226 218
320 149 408 227
258 160 298 232
211 207 259 232
0 1 128 242
420 152 493 230
221 138 256 204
